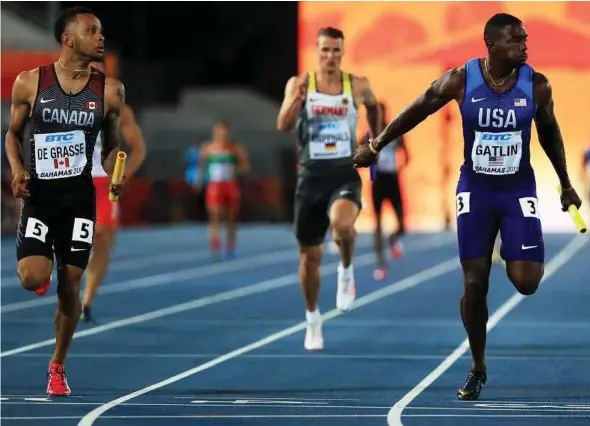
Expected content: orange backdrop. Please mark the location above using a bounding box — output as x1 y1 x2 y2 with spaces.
1 51 118 100
299 1 590 233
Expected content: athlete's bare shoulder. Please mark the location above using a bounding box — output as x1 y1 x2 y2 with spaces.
532 71 552 106
350 74 371 86
350 74 378 106
12 68 39 104
284 73 309 95
433 66 465 102
104 77 125 112
200 141 212 152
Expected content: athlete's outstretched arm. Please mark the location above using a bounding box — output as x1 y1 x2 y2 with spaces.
102 78 125 177
534 73 571 189
355 76 382 138
277 75 306 133
372 68 463 152
119 105 147 179
5 71 34 175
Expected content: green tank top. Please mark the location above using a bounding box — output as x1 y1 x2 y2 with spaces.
205 145 238 182
296 72 359 177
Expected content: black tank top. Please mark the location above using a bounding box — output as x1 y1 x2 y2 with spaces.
27 64 105 205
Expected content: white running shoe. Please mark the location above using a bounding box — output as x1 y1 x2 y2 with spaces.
336 263 356 311
304 314 324 351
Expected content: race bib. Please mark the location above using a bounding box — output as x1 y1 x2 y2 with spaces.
309 120 352 160
34 130 87 180
208 163 235 182
471 131 522 175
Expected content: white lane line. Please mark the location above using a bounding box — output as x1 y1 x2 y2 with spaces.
387 235 588 426
76 255 461 426
0 234 447 313
1 235 452 358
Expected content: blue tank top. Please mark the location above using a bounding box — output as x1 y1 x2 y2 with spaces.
459 58 536 187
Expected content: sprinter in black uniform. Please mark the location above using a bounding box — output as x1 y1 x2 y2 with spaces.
5 6 125 396
366 103 409 280
277 27 382 351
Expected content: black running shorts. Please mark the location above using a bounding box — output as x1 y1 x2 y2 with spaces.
16 196 96 270
293 171 362 247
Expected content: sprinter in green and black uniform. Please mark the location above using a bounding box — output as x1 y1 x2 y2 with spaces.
277 27 382 351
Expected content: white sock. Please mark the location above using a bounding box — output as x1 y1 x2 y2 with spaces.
306 308 321 324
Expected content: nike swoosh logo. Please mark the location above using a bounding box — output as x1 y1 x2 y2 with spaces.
71 248 87 252
521 245 538 250
471 97 486 103
40 98 54 104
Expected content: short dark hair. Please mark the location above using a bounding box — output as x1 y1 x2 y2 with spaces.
484 13 522 42
214 119 230 129
317 27 344 41
54 6 95 44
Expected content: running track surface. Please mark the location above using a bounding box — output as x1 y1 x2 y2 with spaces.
1 224 589 426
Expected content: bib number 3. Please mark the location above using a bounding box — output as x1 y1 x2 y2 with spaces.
456 192 471 217
519 197 540 219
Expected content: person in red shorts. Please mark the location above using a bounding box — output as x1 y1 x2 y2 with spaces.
81 66 147 322
195 120 250 260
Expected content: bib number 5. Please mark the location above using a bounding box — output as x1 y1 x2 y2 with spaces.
25 217 49 243
72 218 94 244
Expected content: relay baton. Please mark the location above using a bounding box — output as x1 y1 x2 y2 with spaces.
109 151 127 202
557 184 587 234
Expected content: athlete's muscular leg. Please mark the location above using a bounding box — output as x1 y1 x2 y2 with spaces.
499 191 545 295
207 205 224 253
52 264 83 365
82 225 115 308
390 176 406 244
329 199 360 268
371 182 386 269
18 256 52 291
299 244 323 311
226 207 238 252
225 188 241 253
455 186 498 374
506 261 544 295
460 258 492 372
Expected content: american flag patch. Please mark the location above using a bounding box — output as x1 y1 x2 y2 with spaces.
514 98 527 107
488 156 504 167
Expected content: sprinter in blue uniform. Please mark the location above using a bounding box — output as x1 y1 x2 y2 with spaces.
353 13 582 400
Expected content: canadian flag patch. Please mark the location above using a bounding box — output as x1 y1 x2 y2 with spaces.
54 158 70 169
85 101 97 110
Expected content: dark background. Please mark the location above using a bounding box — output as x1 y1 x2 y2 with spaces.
6 2 299 108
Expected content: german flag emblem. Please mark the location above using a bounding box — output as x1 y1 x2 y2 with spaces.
325 143 337 150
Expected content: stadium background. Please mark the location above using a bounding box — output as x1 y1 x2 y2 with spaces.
2 1 589 235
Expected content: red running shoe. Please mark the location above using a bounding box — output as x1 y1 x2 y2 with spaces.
47 363 71 396
35 275 51 296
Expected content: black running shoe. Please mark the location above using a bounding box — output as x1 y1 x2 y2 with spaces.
81 306 96 324
457 370 487 401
